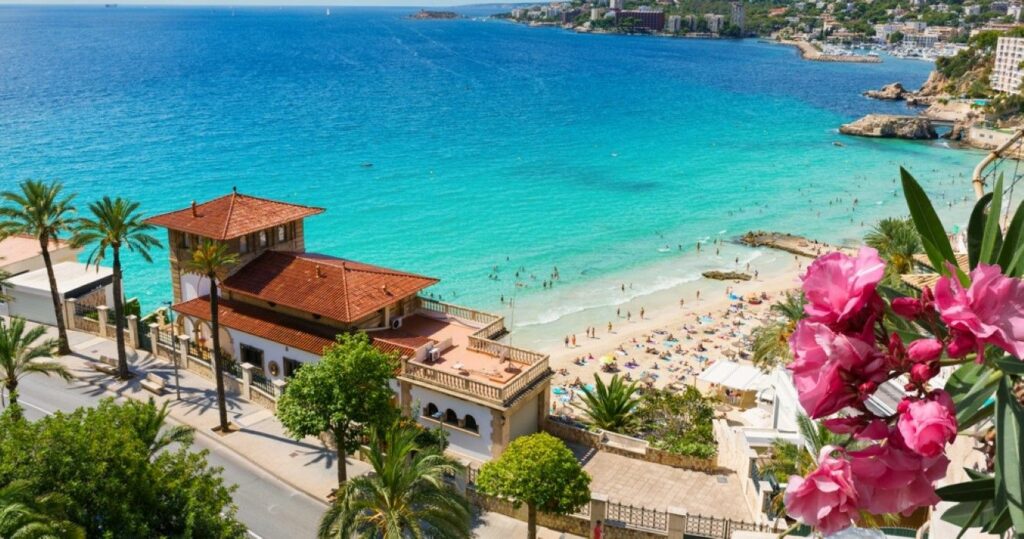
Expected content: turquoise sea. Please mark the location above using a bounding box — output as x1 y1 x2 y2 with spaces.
0 6 989 346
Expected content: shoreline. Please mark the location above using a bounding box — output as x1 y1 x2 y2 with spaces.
777 39 883 63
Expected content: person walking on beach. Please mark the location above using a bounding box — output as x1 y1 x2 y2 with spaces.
639 307 645 320
571 334 576 347
608 321 613 333
616 307 621 318
564 336 569 348
696 290 701 300
680 298 684 308
627 311 632 322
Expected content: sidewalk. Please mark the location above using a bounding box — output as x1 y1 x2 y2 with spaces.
37 322 579 538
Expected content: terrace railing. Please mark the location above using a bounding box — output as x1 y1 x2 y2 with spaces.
606 501 668 533
416 297 502 327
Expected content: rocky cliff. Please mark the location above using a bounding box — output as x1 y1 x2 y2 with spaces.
864 82 910 101
839 114 938 140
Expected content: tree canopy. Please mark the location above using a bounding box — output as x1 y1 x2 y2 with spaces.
0 398 246 538
276 332 399 485
476 432 590 539
627 386 717 459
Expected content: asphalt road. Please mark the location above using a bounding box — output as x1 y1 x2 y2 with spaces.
3 375 327 539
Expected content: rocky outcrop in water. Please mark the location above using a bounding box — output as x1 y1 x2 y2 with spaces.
839 114 938 140
702 271 751 281
864 82 910 101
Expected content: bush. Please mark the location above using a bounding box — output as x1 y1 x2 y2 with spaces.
626 387 717 458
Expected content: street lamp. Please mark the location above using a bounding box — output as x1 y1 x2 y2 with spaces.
163 301 181 401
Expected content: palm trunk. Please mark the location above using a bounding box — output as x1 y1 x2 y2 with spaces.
527 502 537 539
39 237 70 355
4 379 15 406
210 279 230 432
334 427 348 486
112 247 129 379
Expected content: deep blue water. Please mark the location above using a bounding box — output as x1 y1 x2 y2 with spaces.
0 5 985 329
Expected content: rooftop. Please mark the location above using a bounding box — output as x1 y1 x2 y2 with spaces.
7 262 112 295
0 234 76 269
144 191 324 240
222 251 439 323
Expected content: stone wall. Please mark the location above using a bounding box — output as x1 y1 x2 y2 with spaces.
468 489 594 538
543 418 717 472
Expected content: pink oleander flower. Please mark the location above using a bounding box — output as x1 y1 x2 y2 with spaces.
789 321 887 418
849 431 948 516
907 338 943 363
898 391 957 458
823 416 890 440
802 247 886 328
784 447 860 536
935 264 1024 359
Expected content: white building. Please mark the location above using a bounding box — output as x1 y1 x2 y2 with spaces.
5 262 115 326
609 0 624 11
963 4 981 15
666 14 682 32
149 191 552 463
705 13 725 32
1010 3 1023 21
0 234 81 278
993 36 1024 93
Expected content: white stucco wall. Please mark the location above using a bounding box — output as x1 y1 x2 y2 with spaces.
5 289 57 326
409 386 493 462
508 395 539 442
224 328 320 380
179 273 210 302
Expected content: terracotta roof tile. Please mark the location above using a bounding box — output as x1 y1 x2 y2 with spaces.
222 251 438 323
173 296 337 356
173 297 420 358
145 192 323 240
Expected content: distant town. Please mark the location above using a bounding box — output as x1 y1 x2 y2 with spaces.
500 0 1024 62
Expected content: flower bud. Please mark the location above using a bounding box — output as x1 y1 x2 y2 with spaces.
892 297 923 319
907 338 943 363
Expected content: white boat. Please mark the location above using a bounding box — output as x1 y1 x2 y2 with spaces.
326 8 331 16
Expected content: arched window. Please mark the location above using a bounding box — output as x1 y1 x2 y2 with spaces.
463 414 478 433
426 403 439 419
444 409 458 425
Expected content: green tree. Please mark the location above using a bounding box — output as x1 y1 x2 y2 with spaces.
126 398 195 458
578 373 639 432
628 387 717 458
0 317 69 412
318 423 471 539
0 398 245 537
182 240 239 433
864 217 921 282
0 480 84 539
75 197 161 380
750 291 806 372
0 180 77 355
277 332 398 487
476 433 591 539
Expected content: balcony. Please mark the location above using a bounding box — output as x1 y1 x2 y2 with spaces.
393 297 552 408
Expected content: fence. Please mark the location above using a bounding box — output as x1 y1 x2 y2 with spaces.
251 367 274 394
74 315 100 334
606 501 668 533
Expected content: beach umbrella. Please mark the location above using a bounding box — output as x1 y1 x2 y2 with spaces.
600 356 616 365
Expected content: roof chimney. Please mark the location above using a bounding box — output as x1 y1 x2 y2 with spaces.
232 186 237 194
382 284 389 294
315 265 324 278
191 201 197 217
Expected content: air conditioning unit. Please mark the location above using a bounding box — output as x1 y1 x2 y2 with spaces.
429 348 441 362
390 317 402 330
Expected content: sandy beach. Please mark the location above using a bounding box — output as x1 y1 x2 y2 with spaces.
535 234 848 420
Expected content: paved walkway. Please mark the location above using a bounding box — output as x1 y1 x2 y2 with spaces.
571 445 753 521
32 322 576 538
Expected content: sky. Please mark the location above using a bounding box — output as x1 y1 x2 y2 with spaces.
0 1 518 5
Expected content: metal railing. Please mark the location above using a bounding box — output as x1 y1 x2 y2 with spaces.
251 367 274 394
224 359 242 379
416 297 502 327
606 501 668 533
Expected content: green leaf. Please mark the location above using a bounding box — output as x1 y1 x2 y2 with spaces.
995 355 1024 375
937 477 996 501
994 376 1024 532
980 175 1004 265
946 363 1001 430
967 192 994 270
982 506 1013 534
997 199 1024 275
901 168 959 275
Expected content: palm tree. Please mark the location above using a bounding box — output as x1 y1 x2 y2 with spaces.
0 317 69 412
0 480 84 539
864 217 921 280
750 291 805 372
0 180 77 355
318 424 471 539
75 197 161 380
578 373 639 432
182 240 239 433
126 399 195 458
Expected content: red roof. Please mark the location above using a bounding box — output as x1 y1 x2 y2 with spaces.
144 192 323 240
222 251 438 323
173 296 337 356
173 296 428 358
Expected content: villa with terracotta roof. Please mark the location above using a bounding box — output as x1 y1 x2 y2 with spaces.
145 190 552 461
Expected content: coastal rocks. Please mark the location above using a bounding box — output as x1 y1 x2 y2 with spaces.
839 114 937 140
917 70 949 97
702 270 751 281
864 82 910 101
410 10 458 19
